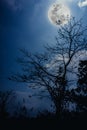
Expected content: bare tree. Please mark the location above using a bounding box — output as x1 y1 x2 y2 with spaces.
9 17 87 117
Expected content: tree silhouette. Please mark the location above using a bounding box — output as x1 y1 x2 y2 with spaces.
78 60 87 89
0 91 15 118
73 60 87 112
9 17 87 117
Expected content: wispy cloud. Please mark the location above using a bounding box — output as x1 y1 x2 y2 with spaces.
78 0 87 7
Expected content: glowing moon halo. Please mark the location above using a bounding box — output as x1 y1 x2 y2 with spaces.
48 3 71 26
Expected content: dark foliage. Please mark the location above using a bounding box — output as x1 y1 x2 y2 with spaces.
0 91 15 119
78 60 87 88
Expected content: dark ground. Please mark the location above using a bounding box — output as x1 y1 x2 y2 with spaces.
0 112 87 130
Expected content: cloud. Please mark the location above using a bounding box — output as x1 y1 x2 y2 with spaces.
3 0 25 11
78 0 87 7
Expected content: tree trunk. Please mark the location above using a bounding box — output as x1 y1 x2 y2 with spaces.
55 100 63 119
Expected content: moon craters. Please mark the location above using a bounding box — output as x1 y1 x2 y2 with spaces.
48 3 70 26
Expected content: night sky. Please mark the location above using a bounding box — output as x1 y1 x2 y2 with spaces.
0 0 87 92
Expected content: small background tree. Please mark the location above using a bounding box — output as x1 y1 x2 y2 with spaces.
0 91 15 118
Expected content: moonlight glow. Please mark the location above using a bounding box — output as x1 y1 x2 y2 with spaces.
48 3 71 26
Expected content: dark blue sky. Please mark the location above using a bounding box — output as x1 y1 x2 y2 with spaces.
0 0 87 91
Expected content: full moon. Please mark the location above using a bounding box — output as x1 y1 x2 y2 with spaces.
48 3 71 26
